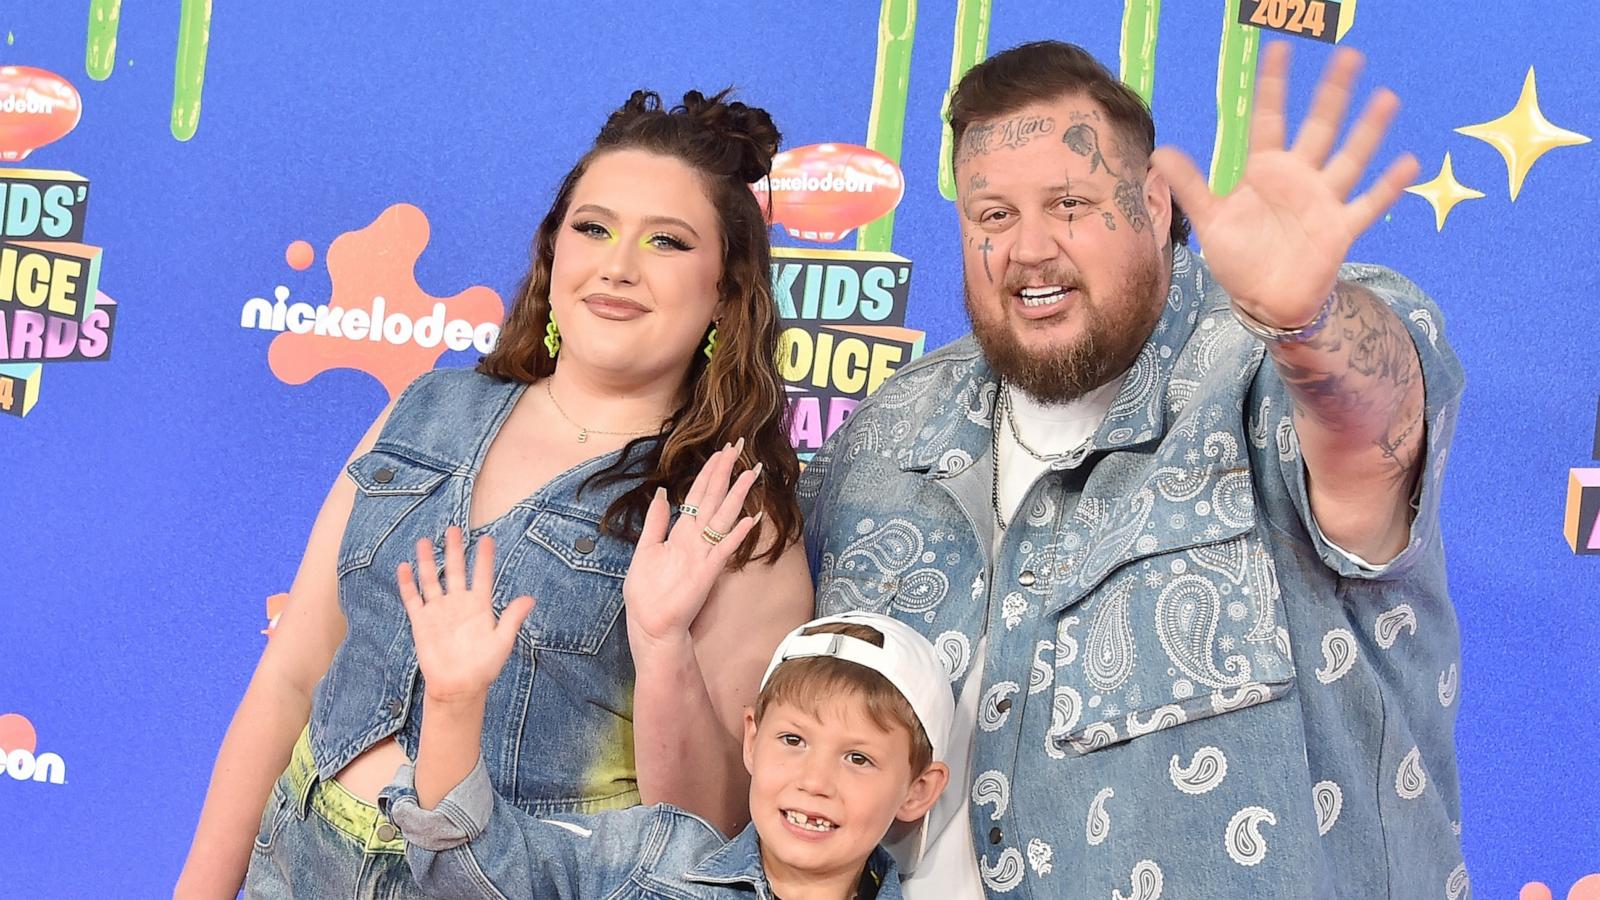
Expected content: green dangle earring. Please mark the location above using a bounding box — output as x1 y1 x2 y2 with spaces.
702 324 718 362
544 312 561 358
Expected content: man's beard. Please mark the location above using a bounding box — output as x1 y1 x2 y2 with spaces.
966 252 1166 404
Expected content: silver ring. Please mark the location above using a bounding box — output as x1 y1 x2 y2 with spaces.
677 503 700 517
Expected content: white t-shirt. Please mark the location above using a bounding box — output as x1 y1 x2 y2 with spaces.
901 379 1121 899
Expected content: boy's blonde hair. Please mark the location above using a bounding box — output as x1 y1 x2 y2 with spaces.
754 621 935 774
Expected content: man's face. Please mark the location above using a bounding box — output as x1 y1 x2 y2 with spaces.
955 95 1172 402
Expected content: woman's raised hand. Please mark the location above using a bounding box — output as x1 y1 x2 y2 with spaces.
397 527 535 704
623 440 762 643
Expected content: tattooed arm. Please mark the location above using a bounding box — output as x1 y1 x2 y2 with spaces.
1151 43 1425 562
1266 281 1425 561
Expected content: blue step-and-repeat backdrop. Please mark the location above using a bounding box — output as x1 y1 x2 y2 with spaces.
2 2 1596 897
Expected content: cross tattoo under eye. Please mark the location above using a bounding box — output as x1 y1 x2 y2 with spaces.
979 237 994 284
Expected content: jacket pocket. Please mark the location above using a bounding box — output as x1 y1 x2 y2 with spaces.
1041 532 1296 758
502 508 633 654
338 450 451 576
252 779 296 854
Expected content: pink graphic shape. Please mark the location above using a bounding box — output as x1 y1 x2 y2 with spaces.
0 712 38 754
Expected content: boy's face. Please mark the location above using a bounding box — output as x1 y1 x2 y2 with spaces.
742 695 948 886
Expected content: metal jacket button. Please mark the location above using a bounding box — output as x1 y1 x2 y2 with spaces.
385 698 404 717
1018 570 1036 587
373 467 395 484
989 826 1003 844
574 536 596 554
376 822 399 841
997 698 1013 713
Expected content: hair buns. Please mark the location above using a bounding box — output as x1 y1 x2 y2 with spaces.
599 88 780 184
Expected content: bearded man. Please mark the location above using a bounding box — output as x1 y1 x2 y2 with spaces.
799 40 1466 899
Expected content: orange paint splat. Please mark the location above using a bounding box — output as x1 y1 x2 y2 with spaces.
263 592 290 638
285 239 314 271
267 204 503 400
0 712 38 754
1570 874 1600 900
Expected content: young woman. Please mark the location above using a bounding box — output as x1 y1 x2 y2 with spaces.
176 89 814 897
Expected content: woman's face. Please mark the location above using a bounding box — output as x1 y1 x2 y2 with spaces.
548 148 726 387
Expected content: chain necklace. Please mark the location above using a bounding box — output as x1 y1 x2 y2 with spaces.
1000 383 1072 464
544 379 664 444
990 393 1008 531
992 381 1093 530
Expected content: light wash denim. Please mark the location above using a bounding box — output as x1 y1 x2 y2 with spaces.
798 246 1469 899
248 368 652 895
380 758 903 899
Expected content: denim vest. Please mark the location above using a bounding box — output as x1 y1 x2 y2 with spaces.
308 368 645 815
799 246 1468 899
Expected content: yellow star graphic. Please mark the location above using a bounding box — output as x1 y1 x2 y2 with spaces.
1456 67 1591 201
1405 153 1484 231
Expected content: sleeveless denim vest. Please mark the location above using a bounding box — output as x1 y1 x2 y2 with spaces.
307 367 645 814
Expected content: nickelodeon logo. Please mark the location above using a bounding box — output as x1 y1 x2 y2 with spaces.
0 712 66 785
240 204 503 401
754 143 904 243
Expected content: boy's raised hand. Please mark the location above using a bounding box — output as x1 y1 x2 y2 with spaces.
398 526 535 703
623 440 762 643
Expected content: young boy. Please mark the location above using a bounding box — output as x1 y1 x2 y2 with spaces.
380 605 953 900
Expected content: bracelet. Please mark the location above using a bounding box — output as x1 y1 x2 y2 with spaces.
1229 289 1337 346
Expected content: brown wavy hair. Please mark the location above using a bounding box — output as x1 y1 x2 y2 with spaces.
478 89 799 568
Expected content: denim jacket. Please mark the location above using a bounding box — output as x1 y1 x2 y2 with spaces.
306 368 646 816
798 246 1468 899
380 760 902 899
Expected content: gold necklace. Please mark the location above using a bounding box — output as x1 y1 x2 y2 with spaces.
543 380 663 444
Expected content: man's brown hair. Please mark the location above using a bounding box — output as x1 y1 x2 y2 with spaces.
755 622 934 775
948 40 1191 245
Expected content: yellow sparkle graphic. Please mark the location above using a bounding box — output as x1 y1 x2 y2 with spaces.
1456 67 1591 201
1405 153 1484 231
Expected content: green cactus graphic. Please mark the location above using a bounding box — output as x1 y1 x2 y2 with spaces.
937 0 992 201
857 0 917 253
1210 0 1260 194
1119 0 1161 106
171 0 212 141
85 0 121 81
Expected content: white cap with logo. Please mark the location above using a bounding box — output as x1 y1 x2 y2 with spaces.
759 610 955 874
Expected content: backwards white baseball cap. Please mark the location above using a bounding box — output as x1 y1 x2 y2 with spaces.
759 610 955 875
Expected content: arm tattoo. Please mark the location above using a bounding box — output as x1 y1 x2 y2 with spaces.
1270 282 1426 479
957 115 1056 166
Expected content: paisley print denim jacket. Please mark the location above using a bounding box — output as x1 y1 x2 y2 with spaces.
798 246 1468 899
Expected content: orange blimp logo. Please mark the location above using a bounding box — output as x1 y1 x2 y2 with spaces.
0 67 83 162
754 143 904 243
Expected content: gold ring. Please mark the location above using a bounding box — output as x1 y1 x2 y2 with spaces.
701 525 728 546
